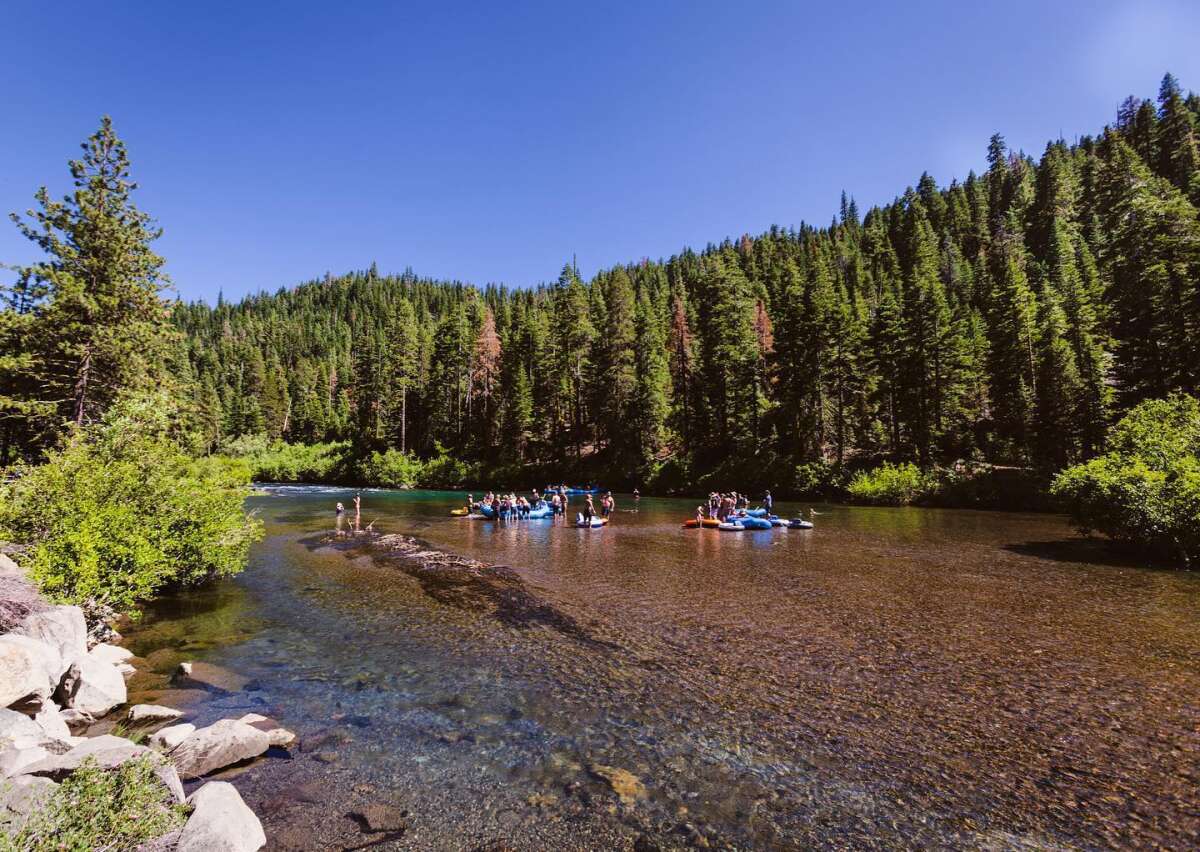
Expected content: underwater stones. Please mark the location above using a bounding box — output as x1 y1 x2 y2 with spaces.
174 661 251 693
588 764 648 807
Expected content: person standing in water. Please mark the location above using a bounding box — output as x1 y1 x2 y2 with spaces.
583 494 595 523
335 502 345 535
354 493 362 532
764 490 773 514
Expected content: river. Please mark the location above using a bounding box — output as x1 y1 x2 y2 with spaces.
120 487 1200 850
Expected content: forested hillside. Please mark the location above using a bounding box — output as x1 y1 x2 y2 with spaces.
167 75 1200 488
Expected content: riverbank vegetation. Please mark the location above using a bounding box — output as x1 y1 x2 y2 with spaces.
1052 395 1200 565
0 118 262 620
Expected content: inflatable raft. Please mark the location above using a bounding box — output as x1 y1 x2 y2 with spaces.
526 502 553 519
450 507 470 517
682 518 721 529
787 518 814 529
718 521 745 531
739 516 773 530
574 515 608 528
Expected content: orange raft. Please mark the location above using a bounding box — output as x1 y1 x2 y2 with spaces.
682 518 721 529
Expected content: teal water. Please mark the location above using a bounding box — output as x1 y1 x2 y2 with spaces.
122 487 1200 850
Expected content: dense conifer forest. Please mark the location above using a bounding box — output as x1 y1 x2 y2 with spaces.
8 75 1200 495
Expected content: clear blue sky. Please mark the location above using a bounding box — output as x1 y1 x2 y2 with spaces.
3 1 1199 304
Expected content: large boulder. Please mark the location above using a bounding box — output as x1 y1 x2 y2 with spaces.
0 745 51 778
128 704 183 724
150 722 196 751
176 781 265 852
0 635 59 709
21 734 151 778
170 719 271 779
89 643 134 666
12 606 86 678
56 656 127 716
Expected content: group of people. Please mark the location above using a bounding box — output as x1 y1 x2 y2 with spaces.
465 486 623 524
700 490 773 521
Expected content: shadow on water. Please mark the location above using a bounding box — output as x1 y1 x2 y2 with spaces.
300 531 617 650
1003 538 1183 571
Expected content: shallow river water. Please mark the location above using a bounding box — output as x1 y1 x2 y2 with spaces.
121 487 1200 850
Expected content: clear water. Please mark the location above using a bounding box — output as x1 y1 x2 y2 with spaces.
122 487 1200 850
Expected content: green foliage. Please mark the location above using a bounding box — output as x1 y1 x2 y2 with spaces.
1051 394 1200 564
0 756 188 852
0 394 263 613
357 448 425 488
224 436 350 483
2 117 171 464
846 462 937 505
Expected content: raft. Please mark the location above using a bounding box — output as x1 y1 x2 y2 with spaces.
526 502 553 519
682 518 721 529
769 518 786 527
740 516 773 530
787 519 814 529
574 516 608 528
478 504 497 519
745 508 769 518
718 521 745 531
546 485 604 496
450 507 470 517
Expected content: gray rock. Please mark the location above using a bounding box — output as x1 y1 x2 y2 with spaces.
177 781 265 852
238 713 295 748
88 642 135 666
56 655 127 716
155 762 186 804
0 708 44 745
0 775 57 831
171 719 271 779
0 635 58 708
150 722 196 751
21 734 151 778
128 704 183 724
0 745 51 778
32 701 71 742
12 606 86 678
116 661 137 678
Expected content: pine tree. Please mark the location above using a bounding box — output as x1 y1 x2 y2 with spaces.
4 117 170 459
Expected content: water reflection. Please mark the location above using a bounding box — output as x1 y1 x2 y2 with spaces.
122 488 1200 850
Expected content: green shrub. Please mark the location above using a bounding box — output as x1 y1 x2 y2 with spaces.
1051 394 1200 564
357 448 424 488
419 444 482 488
0 394 263 614
0 755 188 851
846 462 935 505
223 438 349 483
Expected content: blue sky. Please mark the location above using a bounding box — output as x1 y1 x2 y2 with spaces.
3 1 1199 304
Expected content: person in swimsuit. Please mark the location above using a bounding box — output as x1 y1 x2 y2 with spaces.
335 502 345 535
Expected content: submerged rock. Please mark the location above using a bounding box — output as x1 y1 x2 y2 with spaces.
170 719 271 779
588 763 648 806
56 656 127 716
177 781 266 852
175 661 251 693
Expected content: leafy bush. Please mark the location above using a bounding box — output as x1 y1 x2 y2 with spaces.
846 462 936 505
793 461 843 496
0 394 263 614
0 755 188 851
1051 394 1200 564
418 444 482 488
222 437 350 483
357 448 424 488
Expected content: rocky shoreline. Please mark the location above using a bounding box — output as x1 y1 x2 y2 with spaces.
0 550 292 850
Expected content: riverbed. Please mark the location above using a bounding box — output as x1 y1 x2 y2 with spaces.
121 487 1200 850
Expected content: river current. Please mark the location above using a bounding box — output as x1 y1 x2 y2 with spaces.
120 487 1200 850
